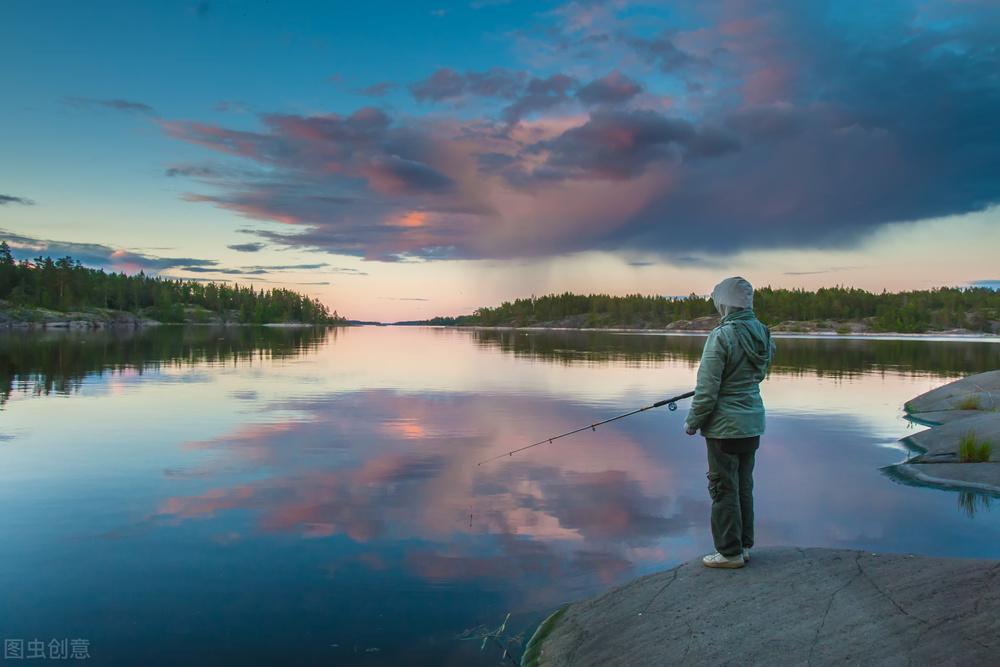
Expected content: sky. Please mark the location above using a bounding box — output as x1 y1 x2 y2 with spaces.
1 0 999 321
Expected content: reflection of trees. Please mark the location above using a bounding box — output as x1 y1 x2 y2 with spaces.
468 329 705 367
0 326 333 406
958 491 993 518
883 465 999 518
469 329 1000 378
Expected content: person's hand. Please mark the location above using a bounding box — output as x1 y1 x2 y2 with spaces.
684 423 697 436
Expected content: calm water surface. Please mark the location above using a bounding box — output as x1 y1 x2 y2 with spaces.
2 326 999 665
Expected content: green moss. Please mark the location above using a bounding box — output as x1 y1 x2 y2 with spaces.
958 431 993 463
521 605 569 667
955 395 983 411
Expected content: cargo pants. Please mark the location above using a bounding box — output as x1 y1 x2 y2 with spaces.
705 438 757 558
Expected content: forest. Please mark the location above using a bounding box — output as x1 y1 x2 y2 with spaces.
0 242 345 325
451 286 1000 333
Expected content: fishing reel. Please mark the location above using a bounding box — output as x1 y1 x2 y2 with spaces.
667 401 678 411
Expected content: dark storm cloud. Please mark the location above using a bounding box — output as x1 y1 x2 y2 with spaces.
159 0 1000 261
0 194 35 206
364 155 455 194
66 97 157 115
576 71 643 105
535 110 739 179
614 11 1000 254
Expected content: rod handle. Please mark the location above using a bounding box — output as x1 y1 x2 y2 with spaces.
652 390 695 409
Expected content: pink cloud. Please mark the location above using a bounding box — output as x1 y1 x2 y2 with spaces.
154 0 1000 260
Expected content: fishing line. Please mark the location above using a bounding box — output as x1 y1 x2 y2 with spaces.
476 390 695 466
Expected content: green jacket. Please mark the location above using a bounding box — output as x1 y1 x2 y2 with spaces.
685 309 774 439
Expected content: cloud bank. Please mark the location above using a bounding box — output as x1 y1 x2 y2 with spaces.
158 0 1000 262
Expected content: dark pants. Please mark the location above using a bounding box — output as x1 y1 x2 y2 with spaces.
705 438 758 557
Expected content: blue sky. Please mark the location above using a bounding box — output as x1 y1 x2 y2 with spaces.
2 0 999 320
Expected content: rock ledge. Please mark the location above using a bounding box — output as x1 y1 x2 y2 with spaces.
525 547 1000 666
887 371 1000 496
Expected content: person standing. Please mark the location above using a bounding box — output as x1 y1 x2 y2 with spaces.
684 277 775 569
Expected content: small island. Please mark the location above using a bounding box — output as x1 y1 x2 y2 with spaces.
0 243 347 328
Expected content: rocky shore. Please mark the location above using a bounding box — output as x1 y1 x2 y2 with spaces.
522 547 1000 666
885 370 1000 495
0 303 328 329
0 304 161 329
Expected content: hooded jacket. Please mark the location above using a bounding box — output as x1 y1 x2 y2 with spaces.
684 278 775 439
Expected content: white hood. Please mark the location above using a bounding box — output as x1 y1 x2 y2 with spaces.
711 276 754 317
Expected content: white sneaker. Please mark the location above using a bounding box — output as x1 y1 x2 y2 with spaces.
702 552 745 569
743 548 751 562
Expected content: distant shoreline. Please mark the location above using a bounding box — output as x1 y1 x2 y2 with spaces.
0 304 343 330
391 323 1000 342
0 321 340 331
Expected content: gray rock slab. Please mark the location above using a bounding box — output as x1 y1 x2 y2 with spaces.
665 315 720 331
906 370 1000 415
887 462 1000 496
530 547 1000 667
905 409 984 426
904 412 1000 463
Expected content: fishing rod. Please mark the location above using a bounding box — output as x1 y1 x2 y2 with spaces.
476 390 695 466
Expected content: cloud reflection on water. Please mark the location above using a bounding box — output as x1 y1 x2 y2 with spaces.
155 389 701 596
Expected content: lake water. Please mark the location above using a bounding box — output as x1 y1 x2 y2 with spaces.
2 326 999 665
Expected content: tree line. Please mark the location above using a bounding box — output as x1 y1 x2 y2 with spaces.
458 286 999 333
0 242 345 325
